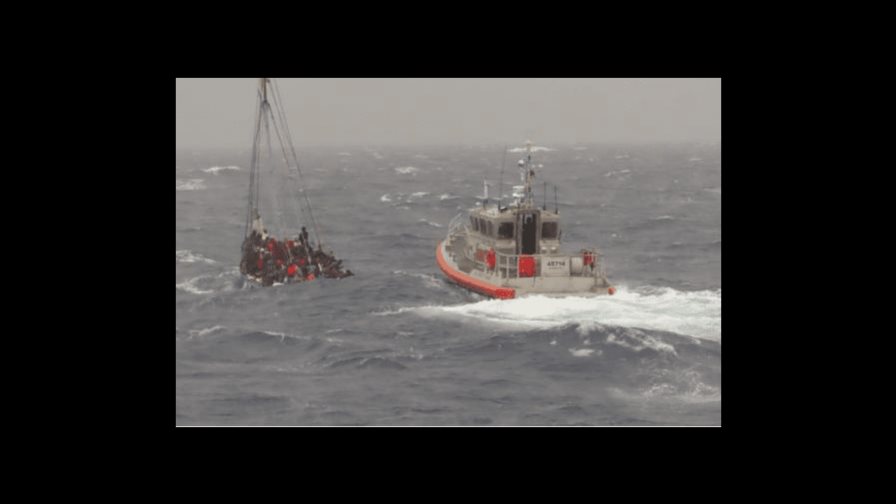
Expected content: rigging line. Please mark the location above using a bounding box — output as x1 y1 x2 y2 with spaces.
270 79 322 249
265 90 309 237
266 98 308 239
265 100 318 267
260 101 320 269
255 94 264 224
245 91 264 238
263 101 287 237
267 81 310 229
271 79 324 251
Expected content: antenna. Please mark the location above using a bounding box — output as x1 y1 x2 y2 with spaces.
498 146 506 211
543 181 547 211
554 185 558 214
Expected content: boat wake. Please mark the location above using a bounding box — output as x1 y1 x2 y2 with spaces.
380 285 721 342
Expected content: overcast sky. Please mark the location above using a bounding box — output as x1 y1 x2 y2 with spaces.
175 78 721 149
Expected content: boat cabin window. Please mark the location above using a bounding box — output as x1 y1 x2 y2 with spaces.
486 221 494 237
542 221 559 239
477 218 486 234
497 222 514 239
470 216 479 232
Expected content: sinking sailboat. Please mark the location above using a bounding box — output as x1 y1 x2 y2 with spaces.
239 78 352 286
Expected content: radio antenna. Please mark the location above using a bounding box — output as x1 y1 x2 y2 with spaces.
498 146 507 211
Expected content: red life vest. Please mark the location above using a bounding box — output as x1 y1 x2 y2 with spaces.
287 264 298 277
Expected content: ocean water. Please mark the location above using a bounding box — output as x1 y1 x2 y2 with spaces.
176 143 721 426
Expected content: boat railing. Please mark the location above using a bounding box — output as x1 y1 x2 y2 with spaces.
447 213 465 235
475 247 603 279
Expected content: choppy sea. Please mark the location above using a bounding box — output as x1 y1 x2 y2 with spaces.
176 143 721 425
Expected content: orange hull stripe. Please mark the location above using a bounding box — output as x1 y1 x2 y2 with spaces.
436 241 515 299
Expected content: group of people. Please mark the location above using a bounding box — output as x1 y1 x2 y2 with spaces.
240 226 353 287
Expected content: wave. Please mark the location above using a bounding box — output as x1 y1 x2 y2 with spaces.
439 193 458 201
417 219 443 228
394 166 419 175
380 285 721 342
380 194 392 202
201 165 240 175
609 368 720 404
176 179 206 191
176 250 216 264
604 169 631 178
393 270 446 290
408 191 430 199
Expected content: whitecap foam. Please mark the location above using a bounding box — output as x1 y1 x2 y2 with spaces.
569 348 596 357
439 193 457 201
604 169 631 178
408 191 430 199
383 285 721 342
176 179 206 191
508 146 554 153
394 166 419 175
201 165 240 175
417 218 443 228
176 250 216 264
188 325 225 339
176 276 214 294
606 331 677 355
380 194 392 202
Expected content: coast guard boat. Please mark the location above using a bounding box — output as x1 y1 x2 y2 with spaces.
436 142 614 299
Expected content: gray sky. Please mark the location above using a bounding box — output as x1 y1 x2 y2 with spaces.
176 78 721 148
